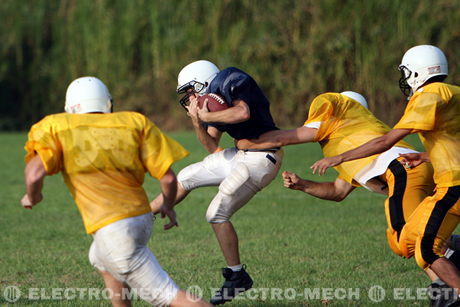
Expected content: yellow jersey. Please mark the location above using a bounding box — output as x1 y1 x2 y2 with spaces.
304 93 413 184
25 112 189 233
394 82 460 187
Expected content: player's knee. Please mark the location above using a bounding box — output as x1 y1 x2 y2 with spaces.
177 164 200 191
205 192 234 223
206 212 226 223
206 214 229 224
415 236 440 269
414 253 431 269
206 204 230 223
88 242 106 272
386 229 405 257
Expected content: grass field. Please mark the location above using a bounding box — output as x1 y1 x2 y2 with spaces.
0 132 454 306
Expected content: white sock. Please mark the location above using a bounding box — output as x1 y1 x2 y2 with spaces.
228 264 243 272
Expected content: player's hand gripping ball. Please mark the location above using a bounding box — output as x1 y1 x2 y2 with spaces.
198 93 229 112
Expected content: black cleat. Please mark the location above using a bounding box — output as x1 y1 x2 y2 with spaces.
428 281 460 307
210 266 253 305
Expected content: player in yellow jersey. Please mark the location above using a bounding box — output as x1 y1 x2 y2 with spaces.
311 45 460 301
236 91 437 273
21 77 211 307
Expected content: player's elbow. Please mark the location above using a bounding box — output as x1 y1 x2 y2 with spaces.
380 138 394 151
332 194 346 202
25 169 45 186
376 134 399 152
232 104 250 123
332 190 350 202
238 108 250 122
160 169 177 185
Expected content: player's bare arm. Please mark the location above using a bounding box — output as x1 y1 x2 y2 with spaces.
199 99 250 124
159 168 179 230
21 155 47 209
283 171 355 201
236 126 318 150
311 128 412 175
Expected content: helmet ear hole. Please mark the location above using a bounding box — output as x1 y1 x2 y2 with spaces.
414 72 418 77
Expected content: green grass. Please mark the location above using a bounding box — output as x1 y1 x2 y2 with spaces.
0 132 452 306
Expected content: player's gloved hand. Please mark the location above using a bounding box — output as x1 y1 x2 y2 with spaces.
159 204 179 230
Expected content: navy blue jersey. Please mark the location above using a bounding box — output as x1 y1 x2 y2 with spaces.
205 67 278 140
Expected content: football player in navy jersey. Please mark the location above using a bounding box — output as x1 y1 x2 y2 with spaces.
151 60 283 305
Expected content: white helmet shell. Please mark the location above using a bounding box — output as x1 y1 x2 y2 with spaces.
177 60 220 94
341 91 368 109
65 77 112 114
399 45 448 96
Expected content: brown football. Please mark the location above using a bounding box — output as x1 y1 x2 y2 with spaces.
198 93 229 112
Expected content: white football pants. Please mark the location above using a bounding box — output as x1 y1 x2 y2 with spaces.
89 213 179 306
178 148 283 223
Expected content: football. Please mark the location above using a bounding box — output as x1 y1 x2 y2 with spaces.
198 93 229 112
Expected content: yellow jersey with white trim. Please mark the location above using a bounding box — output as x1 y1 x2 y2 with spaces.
25 111 189 233
304 93 413 184
394 82 460 187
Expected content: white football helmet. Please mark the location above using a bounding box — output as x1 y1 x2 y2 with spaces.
341 91 368 109
177 60 220 95
65 77 112 114
398 45 448 97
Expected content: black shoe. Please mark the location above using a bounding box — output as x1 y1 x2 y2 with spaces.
210 266 253 305
428 282 460 307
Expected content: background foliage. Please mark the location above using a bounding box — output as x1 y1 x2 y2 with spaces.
1 0 459 130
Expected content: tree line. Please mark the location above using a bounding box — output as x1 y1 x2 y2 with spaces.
1 0 459 130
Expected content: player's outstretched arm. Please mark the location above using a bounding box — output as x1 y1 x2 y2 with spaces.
21 155 47 209
310 128 412 175
236 126 318 150
282 171 354 202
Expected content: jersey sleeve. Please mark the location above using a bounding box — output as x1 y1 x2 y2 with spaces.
24 117 63 175
227 72 253 104
141 118 189 179
394 92 440 132
304 95 334 141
